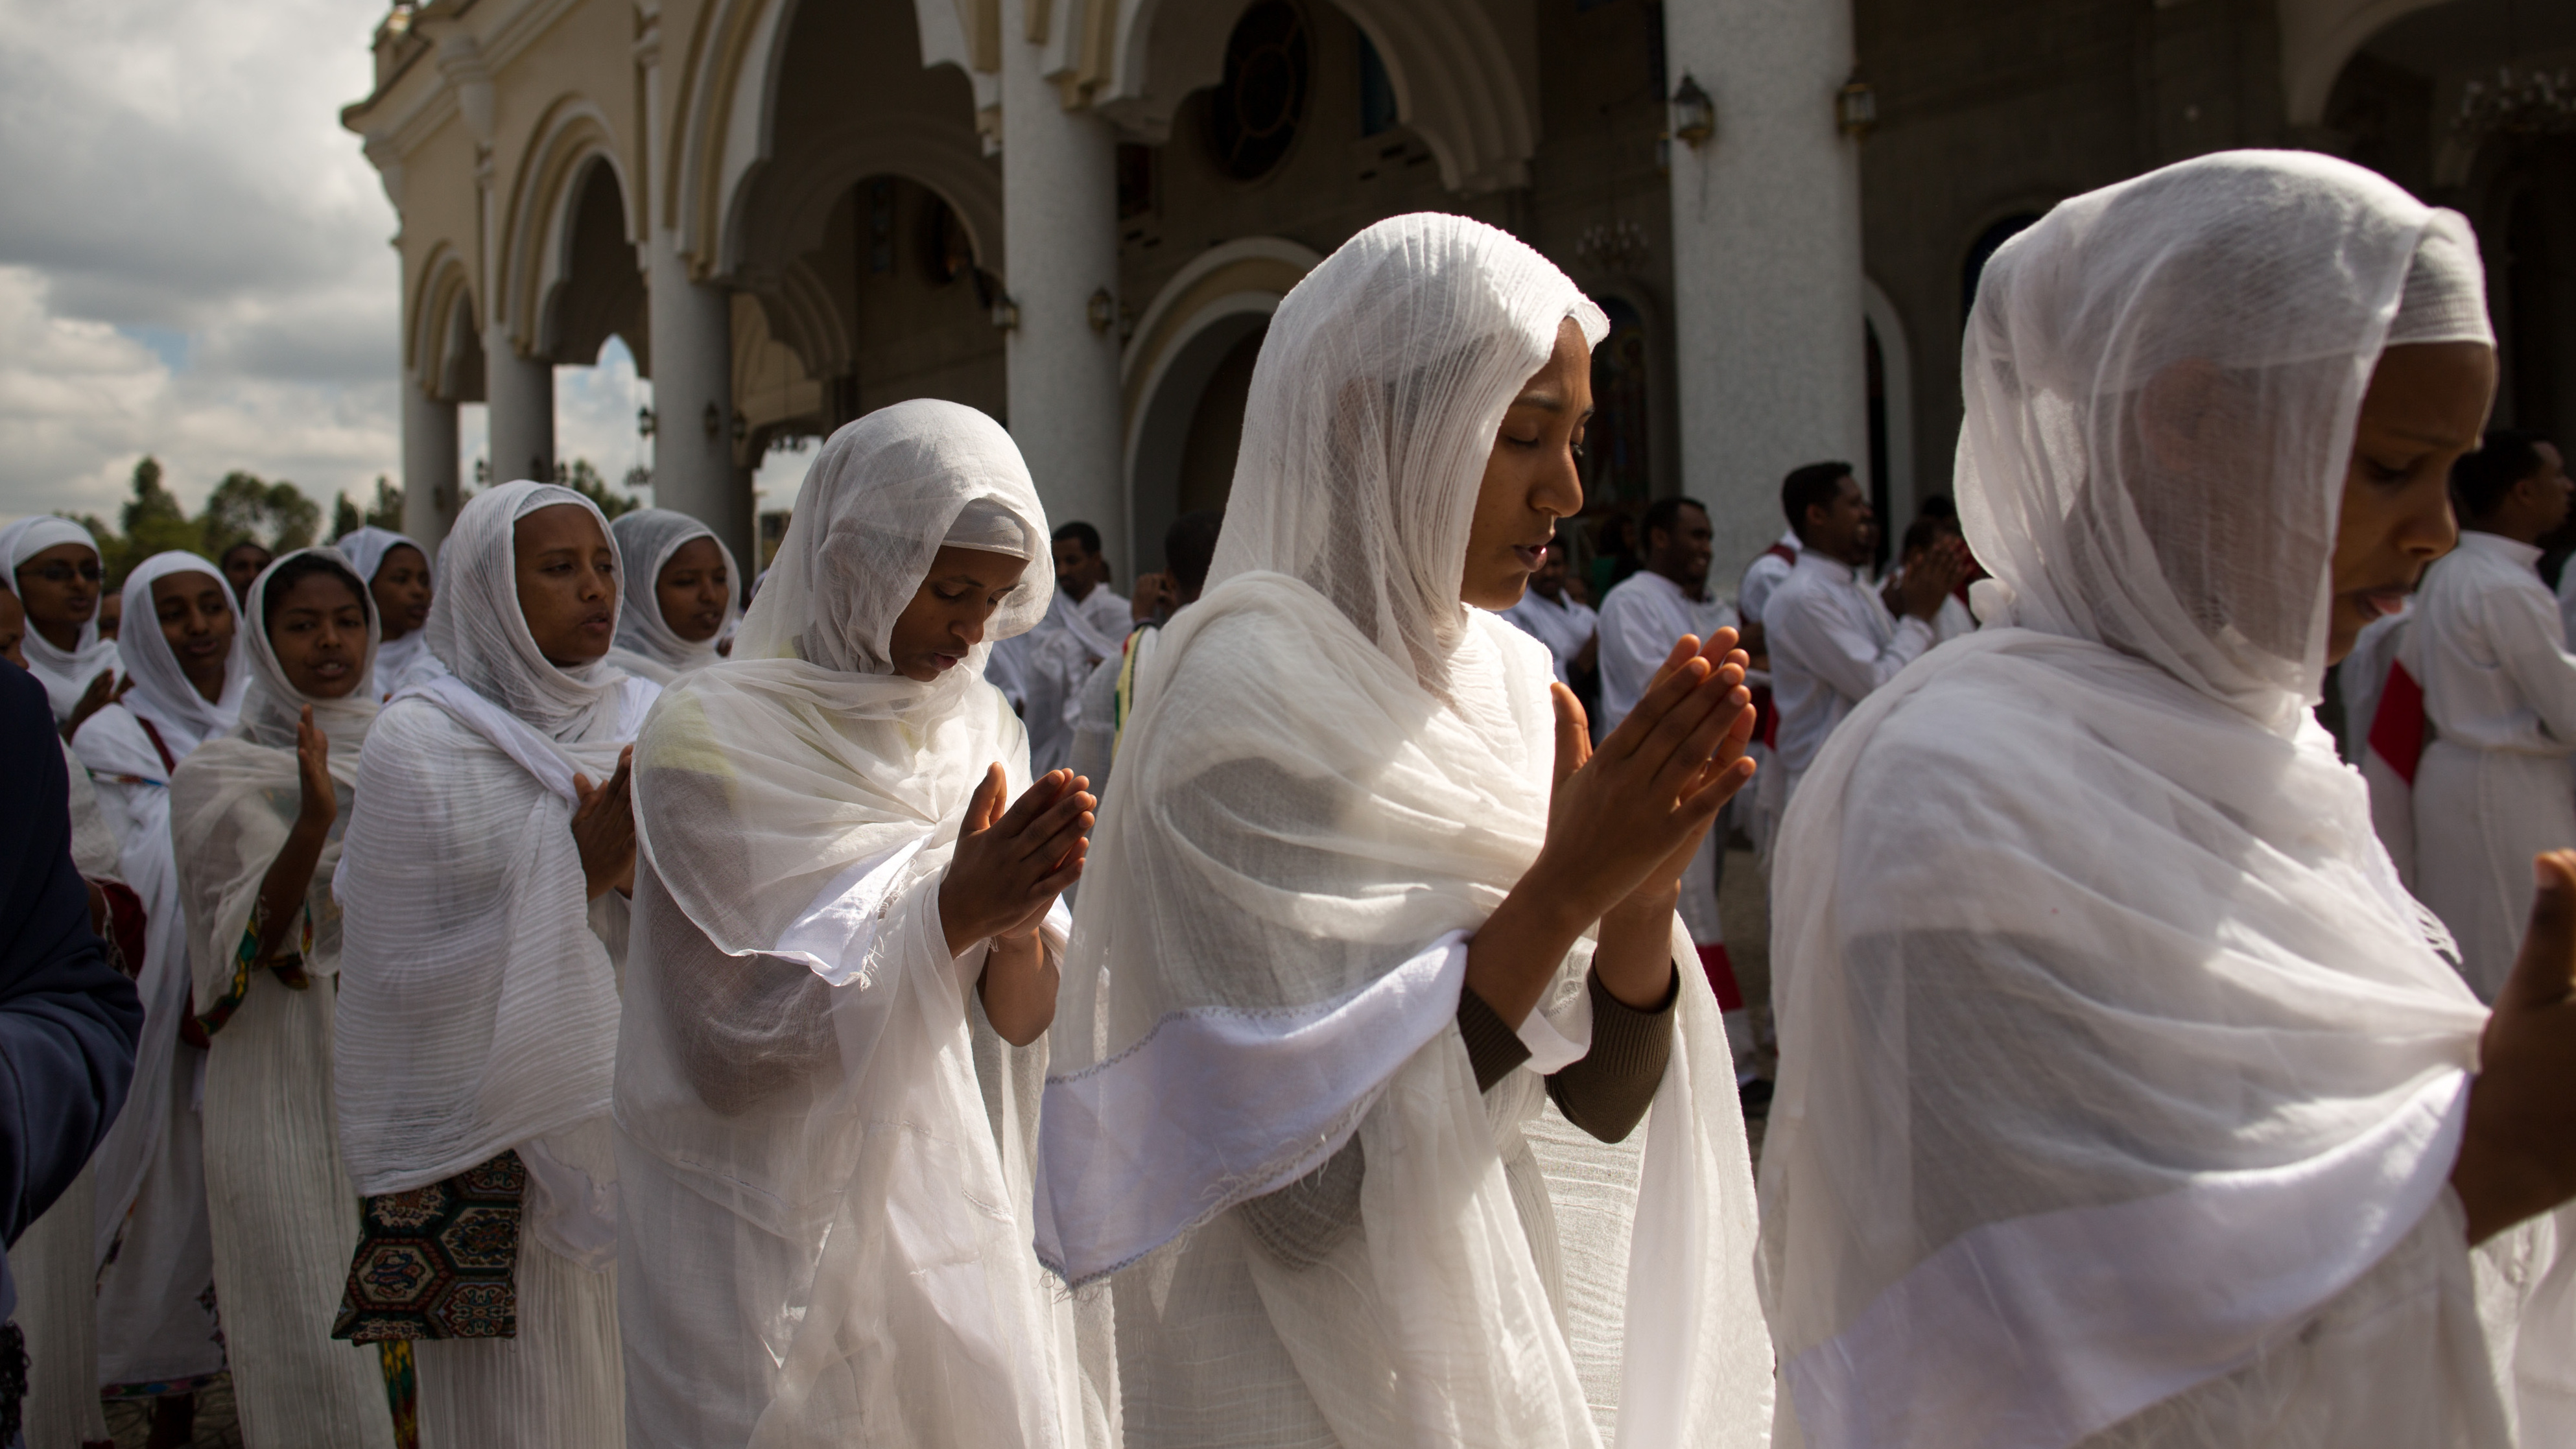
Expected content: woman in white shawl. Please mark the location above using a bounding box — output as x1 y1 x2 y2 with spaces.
72 552 244 1414
1034 213 1773 1448
335 525 442 700
1757 150 2576 1448
3 515 123 729
333 480 655 1449
604 507 739 685
169 548 397 1447
616 399 1109 1448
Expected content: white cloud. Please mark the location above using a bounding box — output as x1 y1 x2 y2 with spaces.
0 0 401 524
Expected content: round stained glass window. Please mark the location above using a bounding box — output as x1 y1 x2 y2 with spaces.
1207 1 1309 182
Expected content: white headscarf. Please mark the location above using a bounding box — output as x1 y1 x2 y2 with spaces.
115 550 248 755
1761 151 2506 1449
618 400 1104 1447
2 516 121 720
423 479 627 742
170 548 378 1014
336 525 442 701
1036 214 1770 1446
605 508 740 683
332 525 421 588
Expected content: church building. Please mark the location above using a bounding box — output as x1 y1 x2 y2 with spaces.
343 0 2575 583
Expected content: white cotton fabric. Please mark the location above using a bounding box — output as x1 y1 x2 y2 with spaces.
2 515 121 721
1595 568 1732 735
1760 150 2530 1448
335 481 646 1449
1021 587 1130 773
337 479 647 1195
1502 588 1597 687
73 550 242 1389
1035 213 1769 1448
167 548 394 1446
2410 531 2576 1001
615 399 1111 1448
606 508 739 685
1764 550 1937 788
1734 530 1802 628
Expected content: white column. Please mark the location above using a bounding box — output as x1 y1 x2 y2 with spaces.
1664 0 1870 584
1000 0 1124 569
647 235 744 561
484 330 555 486
400 370 460 556
635 7 750 568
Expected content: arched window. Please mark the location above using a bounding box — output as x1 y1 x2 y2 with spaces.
1207 1 1310 182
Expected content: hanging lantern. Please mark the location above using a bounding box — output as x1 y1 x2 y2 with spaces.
1670 73 1716 148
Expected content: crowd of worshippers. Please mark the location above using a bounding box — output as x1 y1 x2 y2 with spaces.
6 150 2576 1449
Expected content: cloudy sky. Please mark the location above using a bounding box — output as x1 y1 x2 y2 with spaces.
0 0 810 530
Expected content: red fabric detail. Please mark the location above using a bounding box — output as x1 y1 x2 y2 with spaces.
1752 685 1780 750
176 984 209 1050
135 716 177 774
1763 543 1799 566
94 880 147 980
2369 659 2428 787
1697 943 1744 1012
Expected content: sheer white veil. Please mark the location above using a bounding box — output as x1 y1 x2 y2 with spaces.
1039 213 1769 1446
608 508 740 677
1208 214 1605 689
1959 152 2488 733
1761 150 2504 1449
733 400 1050 675
425 480 626 741
333 525 423 587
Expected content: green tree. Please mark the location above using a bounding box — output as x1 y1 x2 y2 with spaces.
71 455 198 582
200 471 320 559
556 458 637 520
332 476 406 540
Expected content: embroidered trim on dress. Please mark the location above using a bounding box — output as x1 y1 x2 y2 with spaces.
331 1150 527 1342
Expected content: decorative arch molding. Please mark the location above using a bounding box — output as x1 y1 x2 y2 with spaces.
408 246 484 403
1861 276 1918 523
2279 0 2454 126
726 115 1004 286
496 97 639 357
1121 237 1321 563
670 0 999 281
1094 0 1538 194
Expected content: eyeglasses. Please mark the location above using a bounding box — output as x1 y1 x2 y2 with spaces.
23 561 103 584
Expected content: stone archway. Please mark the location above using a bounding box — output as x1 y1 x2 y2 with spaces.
1120 237 1320 567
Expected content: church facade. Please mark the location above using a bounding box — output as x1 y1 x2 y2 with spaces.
344 0 2575 584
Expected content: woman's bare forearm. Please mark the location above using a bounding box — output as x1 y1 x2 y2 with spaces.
976 928 1058 1046
251 818 330 962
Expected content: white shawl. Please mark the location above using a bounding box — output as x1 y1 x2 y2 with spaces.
169 548 379 1017
334 482 654 1204
71 548 246 1258
1035 213 1771 1448
617 400 1108 1448
1759 150 2523 1448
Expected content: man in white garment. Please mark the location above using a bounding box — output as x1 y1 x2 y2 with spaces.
1767 462 1966 810
1071 509 1222 797
1592 495 1760 1100
2413 427 2576 1000
1500 529 1596 689
1015 521 1130 773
